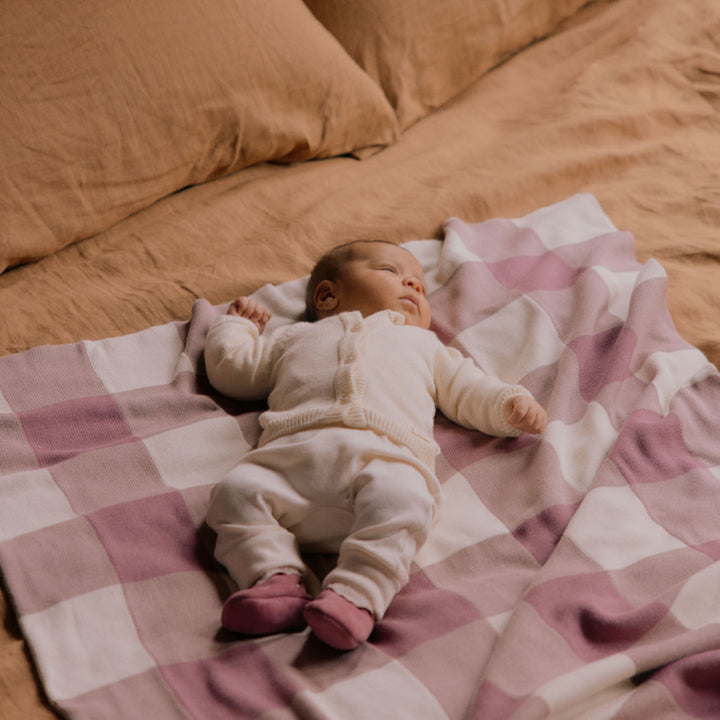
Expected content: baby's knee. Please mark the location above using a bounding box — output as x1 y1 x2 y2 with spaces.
208 465 272 516
365 477 436 533
405 487 437 532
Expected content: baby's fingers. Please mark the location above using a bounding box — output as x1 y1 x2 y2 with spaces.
227 297 250 316
506 396 547 434
526 408 548 434
227 296 272 332
521 405 548 434
253 307 272 332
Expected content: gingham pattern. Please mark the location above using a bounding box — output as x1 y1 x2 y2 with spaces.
2 194 720 719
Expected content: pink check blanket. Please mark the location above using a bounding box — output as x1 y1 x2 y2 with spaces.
2 194 720 719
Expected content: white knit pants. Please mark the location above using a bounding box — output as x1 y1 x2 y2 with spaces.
206 426 439 618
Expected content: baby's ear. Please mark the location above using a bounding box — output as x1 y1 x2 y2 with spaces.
314 280 338 315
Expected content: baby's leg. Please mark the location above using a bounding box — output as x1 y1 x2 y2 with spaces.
207 460 309 587
207 458 311 634
330 458 436 613
305 458 436 648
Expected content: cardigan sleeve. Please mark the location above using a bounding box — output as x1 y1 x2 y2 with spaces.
432 344 533 437
204 314 276 401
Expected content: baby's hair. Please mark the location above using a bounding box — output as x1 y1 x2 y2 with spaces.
305 239 401 322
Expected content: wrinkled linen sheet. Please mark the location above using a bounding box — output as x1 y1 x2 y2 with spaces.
2 195 720 719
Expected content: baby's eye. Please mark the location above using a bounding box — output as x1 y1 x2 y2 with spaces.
379 265 397 273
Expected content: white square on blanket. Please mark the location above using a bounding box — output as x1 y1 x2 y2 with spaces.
542 403 618 494
671 561 720 630
512 194 617 250
143 415 251 490
456 296 566 384
21 584 155 700
591 267 639 322
565 486 686 571
635 348 717 416
296 660 449 720
0 468 76 541
593 259 667 323
535 654 636 718
415 473 508 568
83 323 185 394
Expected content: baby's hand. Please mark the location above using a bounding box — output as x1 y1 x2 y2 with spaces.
227 296 272 333
504 395 548 435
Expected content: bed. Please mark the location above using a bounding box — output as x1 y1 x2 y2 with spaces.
2 0 720 717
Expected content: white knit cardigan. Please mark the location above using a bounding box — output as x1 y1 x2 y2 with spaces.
204 310 531 469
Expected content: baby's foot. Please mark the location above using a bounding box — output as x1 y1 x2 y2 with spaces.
304 589 374 650
221 574 311 635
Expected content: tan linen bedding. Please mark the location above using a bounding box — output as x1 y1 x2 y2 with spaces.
1 0 720 717
2 0 718 366
0 0 398 271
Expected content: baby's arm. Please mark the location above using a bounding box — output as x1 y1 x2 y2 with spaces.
433 344 546 437
503 395 548 435
205 298 275 400
227 296 272 334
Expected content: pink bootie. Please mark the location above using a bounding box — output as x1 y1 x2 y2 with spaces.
221 574 311 635
304 589 374 650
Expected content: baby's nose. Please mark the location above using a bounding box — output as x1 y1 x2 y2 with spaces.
405 276 422 291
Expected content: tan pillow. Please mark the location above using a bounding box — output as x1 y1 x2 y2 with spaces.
304 0 589 130
0 0 398 273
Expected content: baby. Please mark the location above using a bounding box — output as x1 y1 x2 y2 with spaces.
205 240 547 650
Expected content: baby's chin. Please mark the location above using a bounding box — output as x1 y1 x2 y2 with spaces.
401 312 432 330
396 301 431 329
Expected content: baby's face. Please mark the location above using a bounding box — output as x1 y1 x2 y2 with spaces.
333 243 431 329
